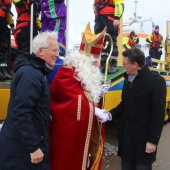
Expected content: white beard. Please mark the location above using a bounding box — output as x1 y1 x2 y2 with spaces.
64 51 103 104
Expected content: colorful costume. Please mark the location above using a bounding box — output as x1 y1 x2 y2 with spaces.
13 0 39 52
94 0 124 72
0 0 14 80
146 25 163 67
123 31 139 50
50 23 108 170
41 0 66 56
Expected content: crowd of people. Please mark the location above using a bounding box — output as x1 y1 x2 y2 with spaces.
0 0 167 170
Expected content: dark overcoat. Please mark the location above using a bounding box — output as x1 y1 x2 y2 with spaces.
0 53 51 170
111 65 166 164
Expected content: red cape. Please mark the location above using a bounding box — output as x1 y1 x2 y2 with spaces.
50 67 103 170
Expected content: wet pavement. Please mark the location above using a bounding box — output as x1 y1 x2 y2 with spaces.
102 121 170 170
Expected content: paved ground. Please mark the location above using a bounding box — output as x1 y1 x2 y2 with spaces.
102 121 170 170
1 121 170 170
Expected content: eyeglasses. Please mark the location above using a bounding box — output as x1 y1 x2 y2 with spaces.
42 47 59 54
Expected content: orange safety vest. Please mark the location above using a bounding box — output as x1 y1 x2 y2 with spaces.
128 36 137 48
14 0 30 44
94 0 115 16
15 0 30 25
151 32 162 48
0 0 12 18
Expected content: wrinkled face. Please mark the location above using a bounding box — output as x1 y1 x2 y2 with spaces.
123 57 138 75
39 38 59 67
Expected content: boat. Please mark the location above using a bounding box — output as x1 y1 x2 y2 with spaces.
122 0 154 57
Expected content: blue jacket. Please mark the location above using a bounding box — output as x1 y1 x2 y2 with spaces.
0 53 51 170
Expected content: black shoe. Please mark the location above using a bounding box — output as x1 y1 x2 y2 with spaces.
0 71 4 80
0 67 12 80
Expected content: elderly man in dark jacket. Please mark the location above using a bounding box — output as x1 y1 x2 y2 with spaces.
0 31 58 170
110 48 166 170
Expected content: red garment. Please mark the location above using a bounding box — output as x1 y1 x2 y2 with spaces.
151 32 162 48
94 0 115 16
13 0 30 42
0 0 12 18
128 36 137 48
50 67 103 170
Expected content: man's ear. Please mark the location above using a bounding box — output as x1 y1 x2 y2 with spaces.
38 48 44 57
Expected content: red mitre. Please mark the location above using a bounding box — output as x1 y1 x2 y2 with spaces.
79 22 106 58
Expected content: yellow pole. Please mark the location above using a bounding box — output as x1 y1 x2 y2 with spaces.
117 17 123 66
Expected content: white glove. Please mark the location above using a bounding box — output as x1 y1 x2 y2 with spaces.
100 84 110 95
158 48 162 52
95 107 112 123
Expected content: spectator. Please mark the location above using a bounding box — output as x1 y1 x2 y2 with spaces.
0 31 59 170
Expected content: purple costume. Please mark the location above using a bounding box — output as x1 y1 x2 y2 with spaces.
41 0 66 54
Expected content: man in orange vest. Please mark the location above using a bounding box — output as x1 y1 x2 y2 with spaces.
94 0 124 73
146 25 163 67
123 31 139 50
0 0 14 80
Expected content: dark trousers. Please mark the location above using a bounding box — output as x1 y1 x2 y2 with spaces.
15 24 38 53
0 20 10 64
149 47 162 67
94 15 119 57
121 159 152 170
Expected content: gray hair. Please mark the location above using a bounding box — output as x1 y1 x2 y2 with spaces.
32 31 58 54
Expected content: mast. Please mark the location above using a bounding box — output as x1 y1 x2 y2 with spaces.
126 0 152 33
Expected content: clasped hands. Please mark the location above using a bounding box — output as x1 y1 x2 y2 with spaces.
95 107 112 123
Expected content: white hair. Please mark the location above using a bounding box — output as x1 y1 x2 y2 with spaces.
32 31 58 54
64 51 103 104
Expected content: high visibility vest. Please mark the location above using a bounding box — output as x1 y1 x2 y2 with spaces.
123 36 139 49
94 0 115 16
128 36 138 48
0 0 12 18
146 32 163 49
151 32 162 48
13 0 31 45
13 0 30 24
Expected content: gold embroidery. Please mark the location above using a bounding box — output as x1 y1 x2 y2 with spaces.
77 95 82 121
83 91 93 103
82 102 94 170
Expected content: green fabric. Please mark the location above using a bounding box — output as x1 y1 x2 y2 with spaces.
54 19 60 31
49 0 57 18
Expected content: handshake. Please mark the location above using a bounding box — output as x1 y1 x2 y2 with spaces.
95 107 112 123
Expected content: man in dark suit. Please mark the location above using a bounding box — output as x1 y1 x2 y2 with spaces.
110 48 166 170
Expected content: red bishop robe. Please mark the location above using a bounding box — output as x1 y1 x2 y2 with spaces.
50 66 103 170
